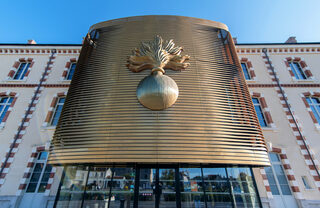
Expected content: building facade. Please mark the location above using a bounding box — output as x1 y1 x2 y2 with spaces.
0 16 319 208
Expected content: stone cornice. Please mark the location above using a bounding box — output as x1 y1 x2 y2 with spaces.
236 45 320 54
0 47 80 55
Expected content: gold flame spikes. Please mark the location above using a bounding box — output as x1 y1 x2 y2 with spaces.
127 35 190 73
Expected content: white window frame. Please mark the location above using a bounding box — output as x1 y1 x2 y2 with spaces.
13 62 31 80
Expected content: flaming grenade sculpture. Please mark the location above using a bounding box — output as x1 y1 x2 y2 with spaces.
127 36 190 110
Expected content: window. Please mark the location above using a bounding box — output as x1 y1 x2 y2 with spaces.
241 62 251 80
50 97 65 126
13 62 31 80
289 61 306 80
26 151 52 193
264 153 292 196
252 98 267 127
301 176 312 189
306 97 320 124
66 63 76 80
0 97 14 123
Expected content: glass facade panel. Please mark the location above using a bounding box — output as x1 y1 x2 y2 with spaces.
159 169 176 208
56 166 89 208
179 168 204 208
82 167 112 208
203 168 232 208
138 168 155 208
55 166 261 208
227 167 260 208
109 168 135 208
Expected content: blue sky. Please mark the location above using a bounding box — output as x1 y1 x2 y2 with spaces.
1 0 319 44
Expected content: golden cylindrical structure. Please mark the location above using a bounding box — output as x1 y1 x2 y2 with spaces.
49 15 270 166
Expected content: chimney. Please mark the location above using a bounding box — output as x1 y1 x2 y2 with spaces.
285 36 297 43
233 37 237 44
27 40 37 44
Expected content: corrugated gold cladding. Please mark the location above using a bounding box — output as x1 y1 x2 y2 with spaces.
49 16 270 166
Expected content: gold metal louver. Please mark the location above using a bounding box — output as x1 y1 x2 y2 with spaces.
49 15 270 166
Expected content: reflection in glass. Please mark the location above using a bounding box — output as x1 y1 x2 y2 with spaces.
83 167 112 208
227 167 260 208
179 168 204 208
54 166 261 208
109 168 135 208
56 166 89 208
159 169 176 208
138 168 155 208
203 168 232 208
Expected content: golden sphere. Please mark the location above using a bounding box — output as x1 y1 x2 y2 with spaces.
137 71 179 110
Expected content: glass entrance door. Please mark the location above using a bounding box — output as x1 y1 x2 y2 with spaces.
159 169 176 208
138 168 178 208
138 168 156 208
